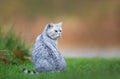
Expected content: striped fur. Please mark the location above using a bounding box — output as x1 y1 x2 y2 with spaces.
22 68 38 74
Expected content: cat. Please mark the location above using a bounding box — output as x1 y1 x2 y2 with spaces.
23 22 66 74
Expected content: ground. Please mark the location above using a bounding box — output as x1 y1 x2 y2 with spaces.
0 58 120 79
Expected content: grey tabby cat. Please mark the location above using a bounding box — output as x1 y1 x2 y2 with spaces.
23 22 66 74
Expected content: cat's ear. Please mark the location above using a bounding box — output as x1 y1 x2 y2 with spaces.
58 22 63 27
47 23 53 29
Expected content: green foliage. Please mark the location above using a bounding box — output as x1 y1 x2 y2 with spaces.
0 26 29 55
0 58 120 79
0 26 30 64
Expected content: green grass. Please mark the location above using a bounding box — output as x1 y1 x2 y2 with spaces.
1 58 120 79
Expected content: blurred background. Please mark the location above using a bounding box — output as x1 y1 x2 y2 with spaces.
0 0 120 57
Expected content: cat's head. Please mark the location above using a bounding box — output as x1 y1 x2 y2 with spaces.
46 22 63 40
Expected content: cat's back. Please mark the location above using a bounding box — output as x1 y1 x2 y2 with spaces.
32 35 47 62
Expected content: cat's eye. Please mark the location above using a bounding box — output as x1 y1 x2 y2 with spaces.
55 30 58 32
60 30 62 32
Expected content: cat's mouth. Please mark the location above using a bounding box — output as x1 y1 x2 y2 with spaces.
57 35 61 38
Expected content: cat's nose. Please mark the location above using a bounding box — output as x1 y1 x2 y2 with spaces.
59 34 62 37
59 33 61 36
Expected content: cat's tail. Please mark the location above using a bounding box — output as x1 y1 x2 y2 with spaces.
22 68 38 74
